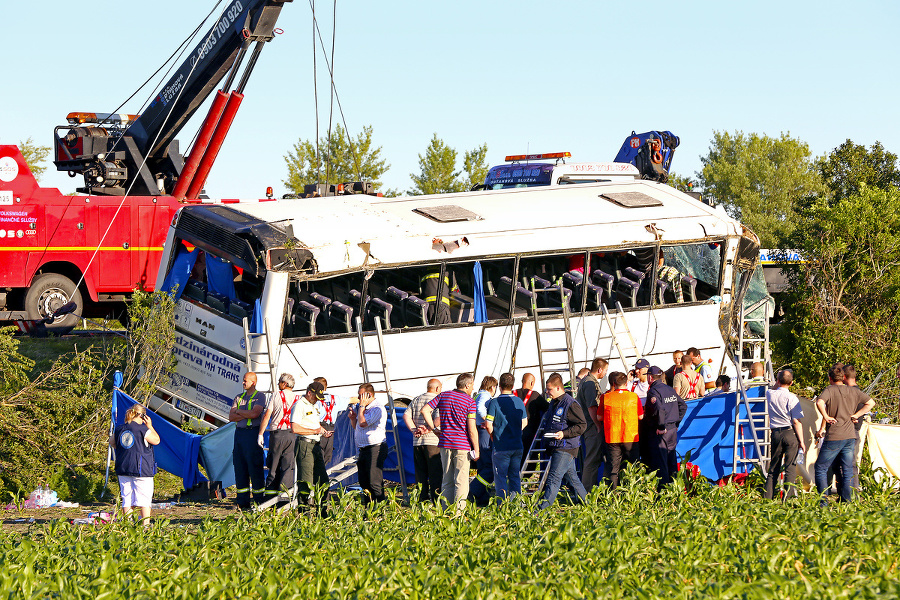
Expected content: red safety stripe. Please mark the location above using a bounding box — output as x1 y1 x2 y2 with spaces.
322 395 336 424
277 391 299 429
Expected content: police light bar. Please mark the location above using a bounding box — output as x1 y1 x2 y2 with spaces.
66 112 141 125
504 152 571 162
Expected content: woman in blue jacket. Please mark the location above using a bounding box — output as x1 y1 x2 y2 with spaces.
112 404 160 525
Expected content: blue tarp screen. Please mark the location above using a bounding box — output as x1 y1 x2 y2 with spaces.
199 422 237 489
205 255 236 300
160 245 199 300
112 388 205 489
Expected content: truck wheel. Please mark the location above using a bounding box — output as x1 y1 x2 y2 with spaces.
24 273 83 331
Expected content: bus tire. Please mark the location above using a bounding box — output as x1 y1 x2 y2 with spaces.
24 273 83 331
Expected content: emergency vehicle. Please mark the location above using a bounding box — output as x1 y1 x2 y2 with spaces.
0 0 292 329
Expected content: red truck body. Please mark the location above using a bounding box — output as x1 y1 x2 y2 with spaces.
0 144 180 323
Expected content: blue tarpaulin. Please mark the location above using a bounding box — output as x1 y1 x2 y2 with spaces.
160 245 199 300
206 255 236 300
112 388 205 489
473 261 488 324
199 422 237 490
328 407 416 487
676 385 767 480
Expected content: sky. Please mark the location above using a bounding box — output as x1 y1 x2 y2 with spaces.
4 0 900 199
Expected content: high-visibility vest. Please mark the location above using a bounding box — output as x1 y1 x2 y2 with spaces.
421 272 450 305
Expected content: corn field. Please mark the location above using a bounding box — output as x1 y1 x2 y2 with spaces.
2 466 899 599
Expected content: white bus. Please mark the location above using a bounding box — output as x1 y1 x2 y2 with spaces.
148 177 761 427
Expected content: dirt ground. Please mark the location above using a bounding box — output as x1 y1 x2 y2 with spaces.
2 499 243 534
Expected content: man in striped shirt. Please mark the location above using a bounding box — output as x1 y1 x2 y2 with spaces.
421 373 479 512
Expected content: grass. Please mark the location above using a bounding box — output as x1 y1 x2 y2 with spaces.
2 466 899 599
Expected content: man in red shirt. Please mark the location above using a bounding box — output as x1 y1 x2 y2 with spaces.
597 371 643 490
517 373 548 458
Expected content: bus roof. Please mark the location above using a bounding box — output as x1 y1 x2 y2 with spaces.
181 179 748 275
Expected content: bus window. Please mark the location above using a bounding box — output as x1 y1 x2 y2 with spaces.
445 258 516 323
586 248 655 309
516 253 582 315
169 241 262 321
659 243 724 304
284 272 366 338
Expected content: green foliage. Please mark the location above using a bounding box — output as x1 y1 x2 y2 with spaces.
283 124 391 194
119 290 177 404
782 185 900 396
18 137 51 182
409 135 489 195
0 327 34 393
697 130 825 247
818 139 900 203
3 472 900 598
667 172 697 193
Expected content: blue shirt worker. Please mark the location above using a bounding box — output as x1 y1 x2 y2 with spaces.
645 366 687 488
229 371 268 509
537 373 588 510
469 376 498 506
485 373 528 505
764 369 806 500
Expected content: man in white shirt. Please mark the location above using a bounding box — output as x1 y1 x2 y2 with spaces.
349 382 388 505
258 373 301 500
764 370 805 500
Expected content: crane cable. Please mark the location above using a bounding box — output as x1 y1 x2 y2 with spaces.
70 1 231 297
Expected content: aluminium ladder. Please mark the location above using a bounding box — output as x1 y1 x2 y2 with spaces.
519 412 552 496
740 296 775 383
731 298 772 477
242 316 279 397
355 316 409 503
529 278 577 395
600 301 642 373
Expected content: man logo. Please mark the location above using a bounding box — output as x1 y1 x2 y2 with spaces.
119 430 136 449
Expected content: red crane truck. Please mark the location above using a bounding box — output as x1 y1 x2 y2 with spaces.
0 0 292 330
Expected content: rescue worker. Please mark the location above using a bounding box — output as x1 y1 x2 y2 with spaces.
421 269 451 324
645 366 687 488
229 371 268 509
537 373 588 510
578 357 609 493
258 373 301 500
313 376 344 465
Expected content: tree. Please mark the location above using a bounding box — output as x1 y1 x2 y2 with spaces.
283 124 390 195
780 184 900 394
818 139 900 202
697 131 825 247
409 135 490 195
668 172 698 193
462 143 489 190
19 137 51 182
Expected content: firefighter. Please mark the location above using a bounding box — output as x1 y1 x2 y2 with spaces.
229 371 268 509
644 366 687 488
421 269 452 325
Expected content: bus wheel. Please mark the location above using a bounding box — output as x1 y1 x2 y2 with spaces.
25 273 83 331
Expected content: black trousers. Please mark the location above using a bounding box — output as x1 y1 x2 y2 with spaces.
265 429 297 495
233 428 265 505
765 427 800 500
468 428 494 505
319 422 335 465
358 441 388 504
580 426 605 492
413 444 442 502
649 428 678 487
605 442 638 490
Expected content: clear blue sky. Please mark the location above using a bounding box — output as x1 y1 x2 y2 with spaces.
4 0 899 199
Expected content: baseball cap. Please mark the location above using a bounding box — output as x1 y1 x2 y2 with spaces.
306 381 326 401
634 358 650 370
648 366 664 376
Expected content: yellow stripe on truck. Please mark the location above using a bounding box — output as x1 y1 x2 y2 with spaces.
0 247 164 251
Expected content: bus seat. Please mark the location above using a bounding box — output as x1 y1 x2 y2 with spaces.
385 286 408 327
623 266 646 282
295 300 320 337
404 295 429 327
616 276 640 308
309 292 333 334
531 275 551 291
584 280 604 311
229 298 252 320
681 275 697 302
206 291 229 313
329 301 354 334
366 298 394 330
450 292 474 323
562 272 583 308
656 279 669 305
591 269 614 300
514 283 535 315
183 280 207 303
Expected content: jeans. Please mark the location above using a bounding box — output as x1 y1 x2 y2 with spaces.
468 428 494 505
538 451 587 510
764 427 800 500
815 438 855 503
492 448 523 504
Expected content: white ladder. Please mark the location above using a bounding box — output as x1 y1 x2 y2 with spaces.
529 278 577 396
355 316 409 503
600 301 642 372
519 414 551 496
242 316 278 396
